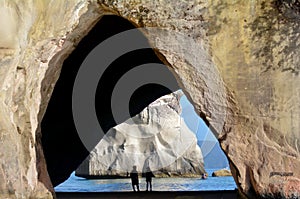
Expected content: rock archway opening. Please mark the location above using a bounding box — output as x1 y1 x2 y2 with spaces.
41 15 179 187
41 14 232 190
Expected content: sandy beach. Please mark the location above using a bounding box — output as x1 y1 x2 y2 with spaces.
56 190 237 199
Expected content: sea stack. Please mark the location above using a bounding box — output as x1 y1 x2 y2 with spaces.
76 91 205 178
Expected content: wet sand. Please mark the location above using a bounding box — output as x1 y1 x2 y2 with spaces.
56 190 237 199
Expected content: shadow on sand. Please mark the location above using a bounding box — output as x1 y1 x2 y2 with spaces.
56 190 237 199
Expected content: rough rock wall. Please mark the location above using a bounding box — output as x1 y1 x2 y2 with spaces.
0 1 105 198
205 1 300 198
76 91 205 178
0 0 299 199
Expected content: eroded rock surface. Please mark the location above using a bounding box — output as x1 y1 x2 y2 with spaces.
76 91 205 178
212 169 232 177
0 0 299 198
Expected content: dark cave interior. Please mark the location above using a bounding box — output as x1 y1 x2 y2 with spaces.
41 15 179 186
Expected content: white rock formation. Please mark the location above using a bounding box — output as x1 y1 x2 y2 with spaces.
76 91 205 178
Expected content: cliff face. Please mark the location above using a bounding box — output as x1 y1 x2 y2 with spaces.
0 0 300 199
76 91 204 178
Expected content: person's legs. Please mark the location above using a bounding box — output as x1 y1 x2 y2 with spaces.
137 184 140 191
146 181 149 191
132 183 136 192
149 181 152 191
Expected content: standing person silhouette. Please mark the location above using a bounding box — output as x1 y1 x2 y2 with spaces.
145 167 154 191
130 166 140 192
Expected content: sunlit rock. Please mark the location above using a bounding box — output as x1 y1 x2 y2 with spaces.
212 169 232 177
76 91 205 178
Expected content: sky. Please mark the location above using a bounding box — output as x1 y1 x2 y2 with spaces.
180 94 229 169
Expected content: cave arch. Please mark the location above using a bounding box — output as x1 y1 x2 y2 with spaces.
41 13 232 190
41 15 180 186
2 1 299 198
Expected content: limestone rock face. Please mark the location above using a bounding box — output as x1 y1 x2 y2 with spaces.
212 169 232 177
0 0 300 199
76 91 205 178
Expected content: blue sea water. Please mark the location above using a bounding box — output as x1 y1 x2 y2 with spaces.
55 169 237 192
